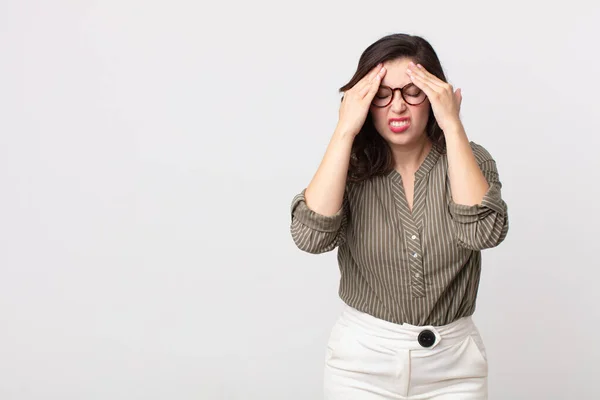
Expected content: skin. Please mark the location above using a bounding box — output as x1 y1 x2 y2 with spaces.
370 57 490 210
303 57 489 218
370 58 432 170
303 63 387 217
370 58 433 210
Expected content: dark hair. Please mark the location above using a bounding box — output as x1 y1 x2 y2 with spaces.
339 33 448 183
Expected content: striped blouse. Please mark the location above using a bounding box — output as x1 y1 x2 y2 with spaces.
290 141 509 326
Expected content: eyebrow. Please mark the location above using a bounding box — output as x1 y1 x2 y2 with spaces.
380 82 413 89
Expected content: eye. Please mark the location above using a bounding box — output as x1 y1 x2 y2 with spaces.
375 89 392 99
404 86 422 97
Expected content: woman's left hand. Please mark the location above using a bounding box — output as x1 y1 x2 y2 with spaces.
406 62 462 132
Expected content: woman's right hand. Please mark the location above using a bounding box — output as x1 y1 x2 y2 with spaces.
336 63 386 137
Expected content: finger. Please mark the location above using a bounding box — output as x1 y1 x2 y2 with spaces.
409 63 446 89
409 69 444 91
366 63 385 82
407 72 438 98
357 64 385 91
455 88 462 110
362 68 386 98
358 67 387 98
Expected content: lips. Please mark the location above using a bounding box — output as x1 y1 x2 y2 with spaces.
389 117 410 133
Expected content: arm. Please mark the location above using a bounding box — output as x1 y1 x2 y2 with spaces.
444 121 490 206
445 131 509 250
290 63 386 254
290 128 354 254
403 62 508 250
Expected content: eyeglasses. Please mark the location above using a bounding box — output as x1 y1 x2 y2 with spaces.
372 83 427 107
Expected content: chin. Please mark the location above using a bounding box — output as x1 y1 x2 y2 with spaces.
381 130 423 147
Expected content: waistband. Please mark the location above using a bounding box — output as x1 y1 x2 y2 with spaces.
337 305 478 350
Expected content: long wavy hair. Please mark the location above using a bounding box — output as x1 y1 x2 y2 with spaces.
339 33 449 183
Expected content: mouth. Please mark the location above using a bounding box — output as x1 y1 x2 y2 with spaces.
388 117 410 133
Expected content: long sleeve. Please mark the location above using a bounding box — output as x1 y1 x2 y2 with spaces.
290 188 349 254
448 143 509 250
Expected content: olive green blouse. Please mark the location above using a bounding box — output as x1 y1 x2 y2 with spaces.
290 142 509 326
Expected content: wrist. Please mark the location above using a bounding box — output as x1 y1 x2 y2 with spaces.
442 119 464 136
333 125 357 142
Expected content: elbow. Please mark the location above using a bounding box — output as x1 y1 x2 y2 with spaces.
292 238 330 254
290 220 338 254
458 214 509 251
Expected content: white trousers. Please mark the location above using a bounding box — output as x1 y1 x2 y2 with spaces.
324 305 488 399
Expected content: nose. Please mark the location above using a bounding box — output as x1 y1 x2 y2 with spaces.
390 90 407 113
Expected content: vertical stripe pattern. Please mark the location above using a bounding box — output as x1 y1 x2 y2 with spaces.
290 141 509 326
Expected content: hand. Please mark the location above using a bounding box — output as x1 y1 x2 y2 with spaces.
406 62 462 132
337 64 387 137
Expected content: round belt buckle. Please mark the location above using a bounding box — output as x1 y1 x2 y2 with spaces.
418 329 436 348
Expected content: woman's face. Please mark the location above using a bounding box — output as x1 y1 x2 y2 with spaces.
369 57 431 148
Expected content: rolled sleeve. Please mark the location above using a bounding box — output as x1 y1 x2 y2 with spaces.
448 148 509 250
290 189 348 254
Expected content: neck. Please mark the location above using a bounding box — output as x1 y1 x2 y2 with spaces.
390 137 433 175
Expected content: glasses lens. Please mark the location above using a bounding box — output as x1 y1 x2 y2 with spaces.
402 84 427 105
373 87 392 107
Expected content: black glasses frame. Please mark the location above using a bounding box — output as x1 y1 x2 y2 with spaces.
371 83 428 107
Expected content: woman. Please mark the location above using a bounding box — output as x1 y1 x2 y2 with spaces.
289 33 509 399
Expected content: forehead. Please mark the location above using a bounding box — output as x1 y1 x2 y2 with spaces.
381 58 414 87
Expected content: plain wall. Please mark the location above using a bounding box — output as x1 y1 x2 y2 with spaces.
1 1 599 399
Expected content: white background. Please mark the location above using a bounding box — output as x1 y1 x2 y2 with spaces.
1 1 599 399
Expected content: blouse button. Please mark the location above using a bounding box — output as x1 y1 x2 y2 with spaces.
412 252 418 258
411 235 417 240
